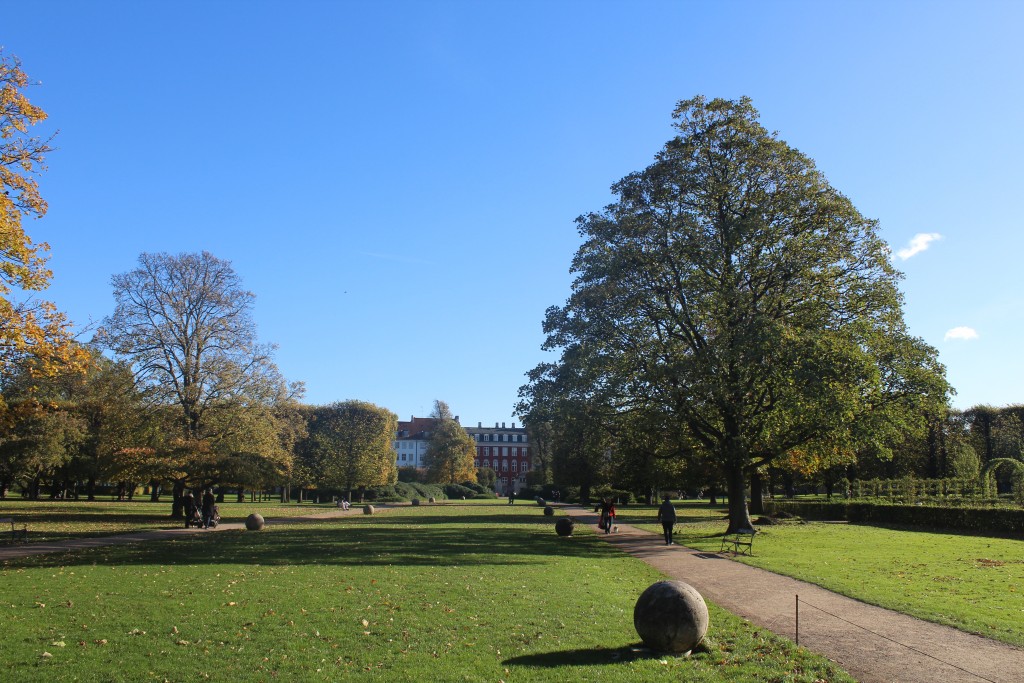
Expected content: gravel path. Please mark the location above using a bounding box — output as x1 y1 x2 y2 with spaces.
562 506 1024 683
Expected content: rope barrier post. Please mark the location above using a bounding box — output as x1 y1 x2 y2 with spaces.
795 594 799 646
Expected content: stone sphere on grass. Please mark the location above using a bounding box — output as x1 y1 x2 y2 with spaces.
411 498 420 506
245 513 265 531
363 505 375 515
536 497 546 507
555 518 574 536
633 580 709 654
544 506 554 516
428 497 436 503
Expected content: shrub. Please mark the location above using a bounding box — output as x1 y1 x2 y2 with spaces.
443 483 477 500
765 500 1024 534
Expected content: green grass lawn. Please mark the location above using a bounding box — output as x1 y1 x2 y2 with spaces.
619 501 1024 647
0 499 342 542
1 504 853 682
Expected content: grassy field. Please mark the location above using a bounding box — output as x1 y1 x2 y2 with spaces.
619 501 1024 647
0 499 341 542
0 504 854 682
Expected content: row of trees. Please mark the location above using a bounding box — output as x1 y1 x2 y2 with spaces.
0 51 481 510
0 247 485 510
518 97 952 531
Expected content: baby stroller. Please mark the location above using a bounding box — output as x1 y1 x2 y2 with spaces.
206 505 221 528
185 504 202 528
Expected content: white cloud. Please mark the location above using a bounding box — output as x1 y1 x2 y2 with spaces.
895 232 942 261
944 326 979 341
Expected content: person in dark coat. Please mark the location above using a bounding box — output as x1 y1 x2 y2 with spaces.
183 492 198 528
657 496 677 545
201 489 216 529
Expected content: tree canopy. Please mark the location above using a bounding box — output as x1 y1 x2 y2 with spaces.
0 50 87 381
303 400 397 500
528 96 949 530
424 400 476 485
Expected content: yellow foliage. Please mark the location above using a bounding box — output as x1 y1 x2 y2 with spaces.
0 50 87 380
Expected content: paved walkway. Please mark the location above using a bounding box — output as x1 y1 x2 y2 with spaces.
3 504 1022 682
562 506 1024 683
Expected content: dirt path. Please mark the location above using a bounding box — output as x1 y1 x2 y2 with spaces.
563 506 1024 683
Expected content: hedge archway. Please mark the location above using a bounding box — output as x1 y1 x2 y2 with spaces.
979 458 1024 501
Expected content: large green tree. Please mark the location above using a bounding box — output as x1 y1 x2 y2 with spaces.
303 401 397 502
424 400 476 485
535 96 949 531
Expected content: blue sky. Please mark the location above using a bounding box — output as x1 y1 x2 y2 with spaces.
4 0 1022 425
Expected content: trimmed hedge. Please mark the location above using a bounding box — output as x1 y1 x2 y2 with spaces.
765 500 1024 534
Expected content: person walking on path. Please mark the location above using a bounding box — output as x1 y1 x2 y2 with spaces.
201 489 216 529
598 499 610 532
657 496 677 544
605 501 616 533
508 490 515 505
183 492 199 528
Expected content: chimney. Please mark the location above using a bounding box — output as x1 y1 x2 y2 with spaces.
495 422 499 428
502 422 506 428
455 415 460 424
512 423 516 429
478 422 482 428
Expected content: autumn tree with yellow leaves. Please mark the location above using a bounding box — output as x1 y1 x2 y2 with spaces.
0 50 86 382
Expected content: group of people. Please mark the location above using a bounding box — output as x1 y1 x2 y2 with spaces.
182 489 220 529
595 496 677 543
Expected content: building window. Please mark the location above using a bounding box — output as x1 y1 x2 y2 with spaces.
474 459 479 467
502 460 508 471
483 447 490 457
492 459 498 469
511 460 518 472
512 447 518 457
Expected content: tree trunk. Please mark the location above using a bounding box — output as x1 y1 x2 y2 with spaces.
237 488 244 503
149 480 161 502
171 480 185 518
749 469 764 515
725 466 752 533
87 476 97 501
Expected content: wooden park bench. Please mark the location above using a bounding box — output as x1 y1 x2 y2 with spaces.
719 528 757 556
1 517 28 544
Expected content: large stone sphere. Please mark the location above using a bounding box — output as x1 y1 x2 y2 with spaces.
555 518 574 536
363 505 375 515
245 513 265 531
428 497 436 503
633 580 709 654
544 506 554 516
536 497 546 507
411 498 420 506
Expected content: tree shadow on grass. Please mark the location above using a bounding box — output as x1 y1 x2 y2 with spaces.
4 515 616 570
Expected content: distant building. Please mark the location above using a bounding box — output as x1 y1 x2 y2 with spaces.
393 416 435 470
392 418 532 494
465 421 530 495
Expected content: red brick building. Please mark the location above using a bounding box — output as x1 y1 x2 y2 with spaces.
393 418 532 494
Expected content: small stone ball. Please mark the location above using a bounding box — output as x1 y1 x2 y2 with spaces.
536 497 546 507
633 580 709 654
555 518 574 536
245 513 264 531
363 505 375 515
411 498 420 506
544 506 554 516
428 497 435 503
